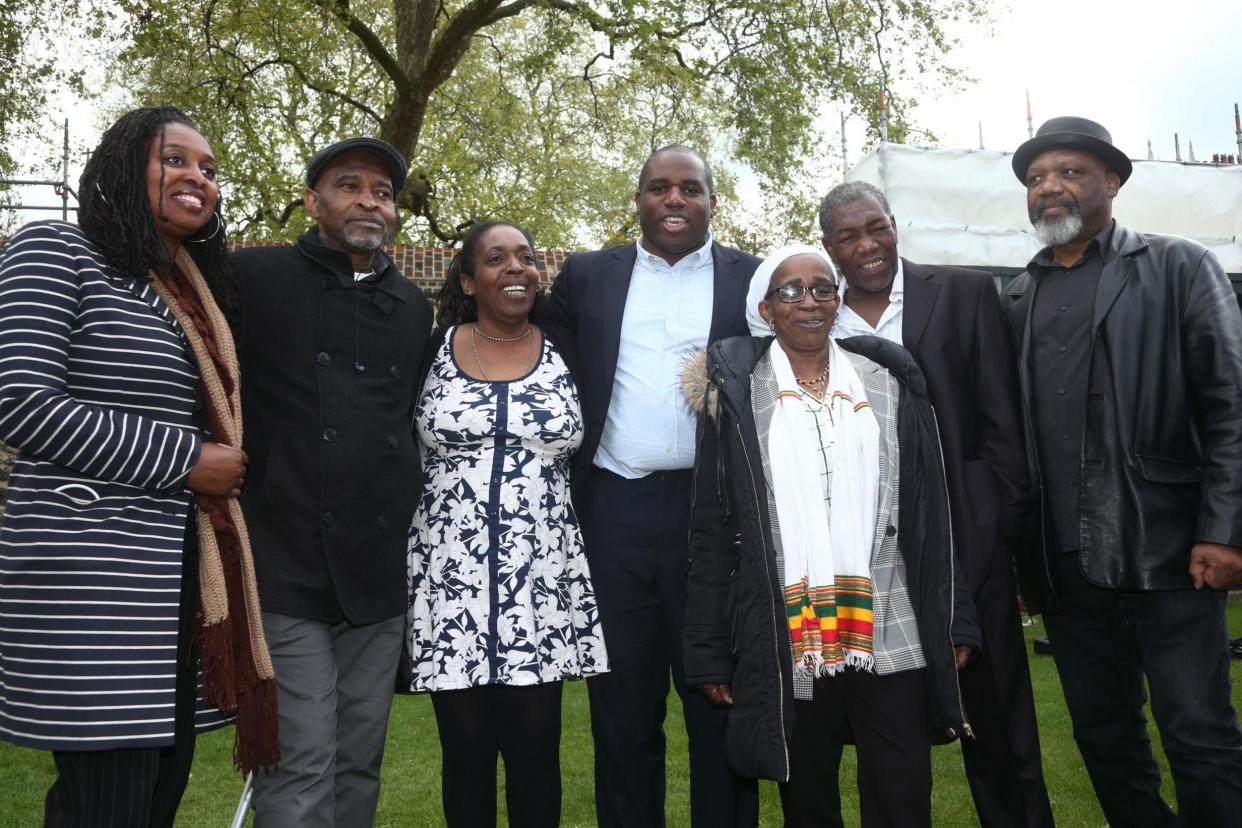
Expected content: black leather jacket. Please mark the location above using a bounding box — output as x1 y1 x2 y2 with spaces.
1002 223 1242 611
682 334 980 782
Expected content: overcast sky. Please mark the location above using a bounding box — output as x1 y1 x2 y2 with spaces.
5 0 1241 230
911 0 1242 164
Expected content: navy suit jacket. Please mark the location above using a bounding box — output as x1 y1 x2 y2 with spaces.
545 241 761 493
899 258 1030 596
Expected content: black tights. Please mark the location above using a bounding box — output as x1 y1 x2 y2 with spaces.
431 681 563 828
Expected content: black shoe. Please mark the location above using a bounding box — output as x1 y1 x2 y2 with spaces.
1231 638 1242 659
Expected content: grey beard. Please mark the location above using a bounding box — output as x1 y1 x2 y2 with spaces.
1034 212 1084 247
343 226 386 252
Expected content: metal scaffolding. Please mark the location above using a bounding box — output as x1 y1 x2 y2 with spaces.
0 119 76 221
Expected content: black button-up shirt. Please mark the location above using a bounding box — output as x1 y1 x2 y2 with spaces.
1028 221 1114 555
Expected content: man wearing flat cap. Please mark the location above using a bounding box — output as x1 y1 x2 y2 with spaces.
231 138 433 826
1003 116 1242 825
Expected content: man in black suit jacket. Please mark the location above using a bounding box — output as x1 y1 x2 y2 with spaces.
545 145 760 827
822 181 1054 828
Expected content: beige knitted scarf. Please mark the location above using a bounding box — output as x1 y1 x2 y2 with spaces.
150 247 278 772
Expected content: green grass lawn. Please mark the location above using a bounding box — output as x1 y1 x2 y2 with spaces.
2 599 1240 827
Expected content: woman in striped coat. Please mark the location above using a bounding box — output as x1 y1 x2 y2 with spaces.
0 106 274 827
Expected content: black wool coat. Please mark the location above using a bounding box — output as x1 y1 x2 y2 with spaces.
231 229 434 624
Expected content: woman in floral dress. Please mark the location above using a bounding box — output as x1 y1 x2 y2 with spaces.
407 220 608 827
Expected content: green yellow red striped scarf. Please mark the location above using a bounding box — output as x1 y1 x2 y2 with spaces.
785 574 874 672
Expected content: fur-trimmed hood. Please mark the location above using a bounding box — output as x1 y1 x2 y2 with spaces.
680 348 718 419
681 333 927 424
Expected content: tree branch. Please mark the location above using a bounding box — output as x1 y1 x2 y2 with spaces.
278 198 304 224
543 0 717 39
424 210 477 243
199 7 387 124
418 0 507 92
315 0 412 94
483 0 542 25
281 57 385 124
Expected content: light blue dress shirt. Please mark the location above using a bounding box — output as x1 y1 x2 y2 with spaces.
595 236 715 478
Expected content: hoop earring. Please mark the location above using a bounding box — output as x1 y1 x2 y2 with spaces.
187 212 225 244
94 182 109 205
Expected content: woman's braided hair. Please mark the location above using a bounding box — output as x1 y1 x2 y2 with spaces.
77 105 234 309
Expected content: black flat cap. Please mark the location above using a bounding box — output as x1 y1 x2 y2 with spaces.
305 137 409 195
1012 116 1132 186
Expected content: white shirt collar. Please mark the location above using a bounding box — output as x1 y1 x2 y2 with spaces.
635 232 714 269
839 257 904 302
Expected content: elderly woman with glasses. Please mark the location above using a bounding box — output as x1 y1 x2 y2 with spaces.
681 245 980 827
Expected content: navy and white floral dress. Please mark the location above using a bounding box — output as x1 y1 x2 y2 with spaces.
407 327 609 691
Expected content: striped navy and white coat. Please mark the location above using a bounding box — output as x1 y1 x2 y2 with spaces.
0 220 228 750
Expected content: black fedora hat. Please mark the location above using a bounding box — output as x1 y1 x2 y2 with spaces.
306 137 409 195
1012 116 1132 186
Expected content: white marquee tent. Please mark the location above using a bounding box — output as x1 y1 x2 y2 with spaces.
845 144 1242 277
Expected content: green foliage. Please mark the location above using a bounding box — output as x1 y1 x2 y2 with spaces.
0 0 93 173
92 0 987 248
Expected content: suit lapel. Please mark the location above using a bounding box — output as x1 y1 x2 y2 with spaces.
598 245 637 399
708 243 741 342
900 258 938 352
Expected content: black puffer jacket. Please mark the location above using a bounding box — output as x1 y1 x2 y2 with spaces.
682 334 980 782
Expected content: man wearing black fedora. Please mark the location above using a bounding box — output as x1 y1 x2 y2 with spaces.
1002 115 1242 825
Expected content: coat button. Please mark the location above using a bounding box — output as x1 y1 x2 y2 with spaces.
322 512 334 527
389 365 400 378
377 515 388 528
386 435 398 449
885 525 897 537
317 352 330 366
323 428 337 442
946 727 956 739
354 363 366 373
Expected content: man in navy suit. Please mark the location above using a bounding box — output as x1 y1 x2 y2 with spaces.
546 145 760 827
823 181 1055 828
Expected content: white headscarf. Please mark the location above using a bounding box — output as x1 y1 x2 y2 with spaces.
745 244 838 336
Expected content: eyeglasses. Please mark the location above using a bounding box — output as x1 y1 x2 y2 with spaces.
765 283 839 303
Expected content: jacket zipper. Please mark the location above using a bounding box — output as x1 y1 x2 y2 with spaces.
736 421 791 779
929 404 973 739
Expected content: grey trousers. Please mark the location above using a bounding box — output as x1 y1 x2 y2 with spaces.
252 612 404 828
